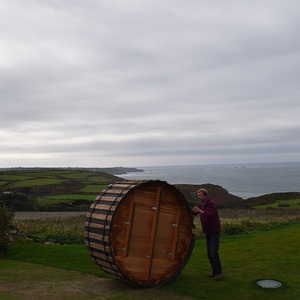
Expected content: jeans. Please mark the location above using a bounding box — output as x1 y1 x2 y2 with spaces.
205 232 222 275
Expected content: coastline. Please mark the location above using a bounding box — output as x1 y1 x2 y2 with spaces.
119 162 300 199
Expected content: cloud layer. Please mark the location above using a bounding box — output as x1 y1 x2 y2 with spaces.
1 0 300 167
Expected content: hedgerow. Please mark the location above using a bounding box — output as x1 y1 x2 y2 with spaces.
13 215 85 244
0 202 14 251
13 209 300 244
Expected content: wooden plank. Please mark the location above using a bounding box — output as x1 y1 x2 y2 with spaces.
150 258 179 279
103 188 130 195
124 205 153 259
146 186 162 280
92 251 114 262
101 266 123 278
86 213 112 221
85 222 110 230
85 232 109 243
123 201 136 257
95 195 122 202
88 242 110 253
131 190 158 201
95 260 114 269
151 209 176 261
93 204 117 211
110 183 136 189
117 256 148 280
170 210 181 261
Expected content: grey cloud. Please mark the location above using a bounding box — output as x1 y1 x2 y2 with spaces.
1 0 300 167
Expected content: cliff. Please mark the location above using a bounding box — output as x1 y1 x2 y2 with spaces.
175 183 244 208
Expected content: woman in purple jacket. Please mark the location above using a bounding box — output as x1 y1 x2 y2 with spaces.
192 188 223 281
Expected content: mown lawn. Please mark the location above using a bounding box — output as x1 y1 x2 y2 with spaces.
1 223 299 299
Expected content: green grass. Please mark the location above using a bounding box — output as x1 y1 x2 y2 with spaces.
80 184 107 193
56 171 97 179
2 241 106 277
0 175 33 181
167 223 300 299
1 223 299 299
9 178 64 188
0 168 120 210
254 198 300 209
36 197 76 205
37 195 96 206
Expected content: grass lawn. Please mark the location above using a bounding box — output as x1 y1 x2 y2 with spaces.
1 223 299 299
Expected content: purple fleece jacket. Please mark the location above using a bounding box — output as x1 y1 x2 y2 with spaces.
193 198 221 235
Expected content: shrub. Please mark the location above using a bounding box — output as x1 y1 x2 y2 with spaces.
31 232 84 244
40 201 90 212
0 192 38 211
0 201 14 252
278 203 290 208
14 215 85 244
222 223 246 236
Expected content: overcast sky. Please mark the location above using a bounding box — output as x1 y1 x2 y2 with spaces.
1 0 300 168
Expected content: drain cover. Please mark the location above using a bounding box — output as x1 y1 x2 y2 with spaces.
256 279 282 289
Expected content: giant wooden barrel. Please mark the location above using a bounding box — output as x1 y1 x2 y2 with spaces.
85 180 195 287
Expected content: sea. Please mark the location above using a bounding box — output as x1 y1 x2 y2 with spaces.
119 162 300 199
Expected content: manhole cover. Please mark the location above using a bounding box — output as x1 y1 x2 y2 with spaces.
256 279 282 289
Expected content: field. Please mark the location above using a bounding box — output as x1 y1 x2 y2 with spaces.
1 168 300 211
254 198 300 209
0 214 299 299
0 168 120 210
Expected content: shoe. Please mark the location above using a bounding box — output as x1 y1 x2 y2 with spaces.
214 274 223 281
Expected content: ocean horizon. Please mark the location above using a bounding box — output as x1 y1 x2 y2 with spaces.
120 162 300 199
